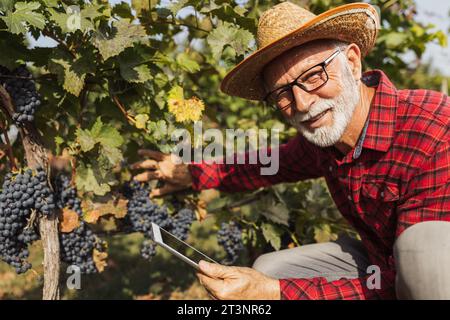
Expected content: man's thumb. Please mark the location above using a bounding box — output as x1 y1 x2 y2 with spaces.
199 261 231 278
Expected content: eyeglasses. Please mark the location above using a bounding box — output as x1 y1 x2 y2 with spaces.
263 49 341 111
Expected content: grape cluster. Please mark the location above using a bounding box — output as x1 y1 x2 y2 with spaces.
171 208 195 241
60 222 102 274
1 65 41 125
55 174 82 215
141 240 157 260
0 169 54 273
217 221 244 265
123 181 173 260
55 174 105 274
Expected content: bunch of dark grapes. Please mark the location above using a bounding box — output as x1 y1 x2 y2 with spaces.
141 240 156 260
54 174 105 274
1 65 41 125
123 181 173 260
60 222 103 274
54 174 82 215
0 168 54 273
171 208 195 241
217 221 244 265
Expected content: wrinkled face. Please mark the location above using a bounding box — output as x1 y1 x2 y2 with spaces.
263 42 361 147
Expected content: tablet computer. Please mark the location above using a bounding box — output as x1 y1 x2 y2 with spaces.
151 222 218 270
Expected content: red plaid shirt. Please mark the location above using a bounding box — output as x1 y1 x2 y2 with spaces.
189 70 450 300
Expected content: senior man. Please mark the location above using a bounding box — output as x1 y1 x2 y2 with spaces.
131 2 450 300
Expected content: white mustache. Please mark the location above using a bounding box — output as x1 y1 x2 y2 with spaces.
290 99 336 124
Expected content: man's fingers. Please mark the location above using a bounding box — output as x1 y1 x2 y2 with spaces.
131 159 158 170
197 273 221 299
149 183 187 197
133 170 163 182
199 260 234 279
137 149 166 161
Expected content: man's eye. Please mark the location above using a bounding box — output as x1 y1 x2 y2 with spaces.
303 71 323 83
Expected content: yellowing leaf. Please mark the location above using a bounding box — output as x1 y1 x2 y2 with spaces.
167 85 205 123
59 208 80 233
93 249 108 272
135 114 149 129
82 197 128 223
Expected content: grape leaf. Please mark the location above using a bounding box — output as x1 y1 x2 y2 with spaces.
0 0 15 12
135 114 149 129
176 52 200 73
93 20 148 60
92 118 124 149
118 49 153 83
76 128 96 152
1 2 46 34
261 223 282 250
93 249 108 272
59 208 80 233
207 21 253 60
75 162 113 196
82 197 128 223
50 58 86 97
259 198 290 226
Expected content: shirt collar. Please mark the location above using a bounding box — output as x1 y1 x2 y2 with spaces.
360 69 398 153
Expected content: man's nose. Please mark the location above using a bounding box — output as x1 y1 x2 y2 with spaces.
292 85 316 113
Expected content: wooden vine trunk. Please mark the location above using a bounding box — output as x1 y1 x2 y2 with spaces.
0 87 60 299
22 131 61 300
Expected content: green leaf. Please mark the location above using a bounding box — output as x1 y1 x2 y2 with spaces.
382 32 409 49
93 20 148 60
118 49 153 83
2 1 46 34
0 0 15 12
50 58 86 97
75 162 113 196
102 145 123 165
261 223 281 250
76 128 96 152
95 124 124 149
112 1 134 19
176 52 200 73
259 199 290 226
207 21 253 60
207 197 230 212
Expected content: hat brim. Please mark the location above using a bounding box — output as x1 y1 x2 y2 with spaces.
220 3 379 101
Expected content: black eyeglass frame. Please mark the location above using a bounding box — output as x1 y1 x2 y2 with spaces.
263 49 342 111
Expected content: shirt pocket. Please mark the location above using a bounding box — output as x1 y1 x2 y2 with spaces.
361 179 399 203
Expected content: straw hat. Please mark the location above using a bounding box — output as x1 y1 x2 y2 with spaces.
220 2 380 101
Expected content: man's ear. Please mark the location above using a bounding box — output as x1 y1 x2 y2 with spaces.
345 43 362 81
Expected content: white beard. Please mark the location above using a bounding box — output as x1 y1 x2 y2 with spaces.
287 60 360 148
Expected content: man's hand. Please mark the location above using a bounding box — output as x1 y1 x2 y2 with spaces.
131 149 193 197
197 260 280 300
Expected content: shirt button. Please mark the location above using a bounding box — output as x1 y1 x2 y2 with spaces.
380 191 385 198
329 166 333 172
347 195 352 201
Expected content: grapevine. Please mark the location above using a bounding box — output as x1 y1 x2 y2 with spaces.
0 65 41 125
217 221 244 265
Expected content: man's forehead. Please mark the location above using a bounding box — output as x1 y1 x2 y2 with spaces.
263 42 335 82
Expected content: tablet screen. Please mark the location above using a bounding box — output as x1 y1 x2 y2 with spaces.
159 227 217 265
